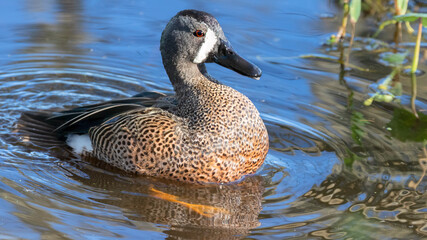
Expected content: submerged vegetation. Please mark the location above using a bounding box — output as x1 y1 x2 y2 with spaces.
331 0 426 113
320 0 427 183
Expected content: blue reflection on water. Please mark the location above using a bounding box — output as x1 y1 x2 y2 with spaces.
1 0 426 239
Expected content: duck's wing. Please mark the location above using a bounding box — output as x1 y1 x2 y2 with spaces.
17 92 174 142
56 91 167 116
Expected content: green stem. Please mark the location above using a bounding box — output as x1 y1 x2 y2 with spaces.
394 0 401 15
336 1 349 42
346 22 356 65
380 67 400 88
373 20 397 38
411 73 419 118
394 21 402 47
411 18 422 73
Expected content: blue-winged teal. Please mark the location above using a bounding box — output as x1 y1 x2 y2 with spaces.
19 9 269 183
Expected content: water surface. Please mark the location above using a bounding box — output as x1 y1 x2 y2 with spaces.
0 0 426 239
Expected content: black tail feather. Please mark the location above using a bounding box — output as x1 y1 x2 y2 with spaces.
15 111 67 148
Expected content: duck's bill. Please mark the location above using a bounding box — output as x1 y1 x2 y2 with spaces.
213 40 262 80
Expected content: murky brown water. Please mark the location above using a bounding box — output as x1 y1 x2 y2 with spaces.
0 0 426 239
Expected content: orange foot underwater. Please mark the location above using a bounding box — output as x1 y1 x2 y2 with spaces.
149 187 230 217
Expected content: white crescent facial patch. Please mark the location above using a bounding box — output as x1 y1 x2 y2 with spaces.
193 28 217 64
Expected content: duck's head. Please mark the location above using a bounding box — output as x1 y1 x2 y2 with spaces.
160 9 262 80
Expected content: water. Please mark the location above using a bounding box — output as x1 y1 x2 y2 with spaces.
0 0 426 239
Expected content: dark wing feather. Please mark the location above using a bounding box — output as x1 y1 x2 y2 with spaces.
52 103 144 134
47 92 168 134
17 91 171 143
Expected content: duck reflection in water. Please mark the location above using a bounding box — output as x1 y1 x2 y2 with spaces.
69 158 264 239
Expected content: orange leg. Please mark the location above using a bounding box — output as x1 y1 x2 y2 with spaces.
149 187 230 217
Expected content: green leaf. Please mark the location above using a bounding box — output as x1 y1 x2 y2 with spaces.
397 0 408 15
394 13 427 26
387 108 427 142
350 0 361 24
383 94 393 103
363 97 374 106
343 149 362 168
350 111 366 145
374 94 385 102
380 52 407 66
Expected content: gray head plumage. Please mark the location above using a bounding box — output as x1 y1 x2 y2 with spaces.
160 9 262 82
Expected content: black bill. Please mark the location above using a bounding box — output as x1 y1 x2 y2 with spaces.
213 39 262 80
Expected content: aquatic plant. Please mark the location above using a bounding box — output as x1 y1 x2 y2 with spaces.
332 0 427 118
394 13 427 73
373 0 411 38
330 0 360 64
393 13 426 117
323 0 427 172
331 0 350 43
363 59 403 106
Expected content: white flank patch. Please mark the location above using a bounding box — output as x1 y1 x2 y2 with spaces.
66 134 93 154
193 28 217 64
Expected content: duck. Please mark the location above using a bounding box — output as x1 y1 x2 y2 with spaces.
18 9 269 184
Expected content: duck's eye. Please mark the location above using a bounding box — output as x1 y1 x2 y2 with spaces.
193 30 205 37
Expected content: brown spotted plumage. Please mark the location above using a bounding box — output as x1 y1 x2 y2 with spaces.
17 9 269 183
